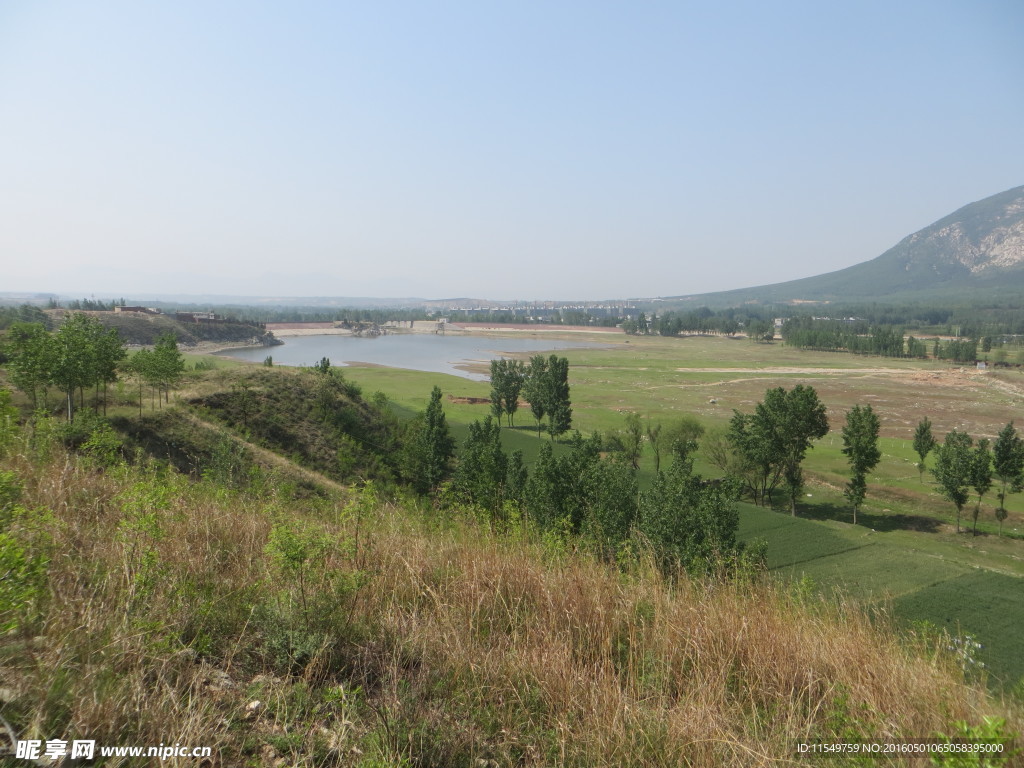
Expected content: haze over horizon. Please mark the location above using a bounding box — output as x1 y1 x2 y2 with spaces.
3 1 1023 301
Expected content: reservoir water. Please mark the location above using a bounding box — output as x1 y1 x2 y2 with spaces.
216 333 613 380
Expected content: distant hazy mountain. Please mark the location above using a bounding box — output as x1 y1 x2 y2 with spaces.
664 185 1024 307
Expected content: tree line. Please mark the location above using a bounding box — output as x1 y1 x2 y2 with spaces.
0 305 51 331
621 308 776 340
780 317 988 363
489 354 572 438
395 358 753 574
915 418 1024 537
402 390 754 575
2 314 185 421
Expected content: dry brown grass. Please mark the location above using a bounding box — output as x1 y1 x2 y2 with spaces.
0 433 1019 767
357 519 1013 766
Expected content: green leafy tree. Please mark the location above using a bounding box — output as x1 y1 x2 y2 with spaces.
126 349 152 416
453 416 508 513
637 456 742 575
663 415 705 462
777 385 829 515
522 354 572 439
746 319 772 342
521 432 636 557
489 359 526 427
405 386 455 494
135 333 185 408
3 322 53 409
581 458 638 561
49 314 102 422
913 417 936 483
621 412 644 470
523 441 560 528
522 355 548 437
992 421 1024 537
931 430 974 534
0 389 18 455
154 333 185 403
726 412 777 507
505 449 528 507
545 355 572 439
646 421 664 473
728 385 828 513
841 404 881 525
94 325 127 416
969 438 993 537
523 432 602 533
503 360 525 427
489 360 505 425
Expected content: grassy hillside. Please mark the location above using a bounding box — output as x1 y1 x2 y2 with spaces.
111 367 407 491
0 426 1018 766
47 308 280 347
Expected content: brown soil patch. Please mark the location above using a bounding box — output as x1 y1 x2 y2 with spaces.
265 322 339 330
448 395 531 407
449 322 622 334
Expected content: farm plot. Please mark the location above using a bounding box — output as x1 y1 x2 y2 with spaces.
738 505 1023 687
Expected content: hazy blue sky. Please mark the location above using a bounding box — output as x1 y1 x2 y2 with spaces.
2 1 1022 300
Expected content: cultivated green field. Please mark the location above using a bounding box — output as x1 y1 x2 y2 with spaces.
226 331 1024 688
737 504 1024 686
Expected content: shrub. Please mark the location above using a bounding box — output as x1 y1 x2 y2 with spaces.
0 530 47 632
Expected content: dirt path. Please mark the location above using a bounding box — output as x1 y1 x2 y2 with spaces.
673 366 975 375
177 409 350 496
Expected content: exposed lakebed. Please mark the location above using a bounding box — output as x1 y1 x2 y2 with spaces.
216 333 612 380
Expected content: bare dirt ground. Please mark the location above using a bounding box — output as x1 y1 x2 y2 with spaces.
449 322 623 334
264 323 354 337
269 328 354 337
188 340 275 354
672 366 1002 381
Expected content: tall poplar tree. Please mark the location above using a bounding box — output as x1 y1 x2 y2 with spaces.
405 386 454 494
969 438 993 537
932 430 974 534
992 421 1024 537
4 322 52 409
489 359 526 427
841 404 881 525
545 355 572 440
522 355 548 437
152 333 185 405
50 314 101 422
913 417 936 483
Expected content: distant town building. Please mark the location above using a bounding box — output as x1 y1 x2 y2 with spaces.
175 312 220 323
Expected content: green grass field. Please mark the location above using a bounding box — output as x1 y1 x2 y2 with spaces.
737 503 1024 687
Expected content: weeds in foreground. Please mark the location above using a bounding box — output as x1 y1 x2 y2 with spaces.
0 425 1018 766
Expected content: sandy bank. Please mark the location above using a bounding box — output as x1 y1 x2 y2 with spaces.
269 327 356 338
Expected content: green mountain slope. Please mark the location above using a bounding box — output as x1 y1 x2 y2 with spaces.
667 185 1024 307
